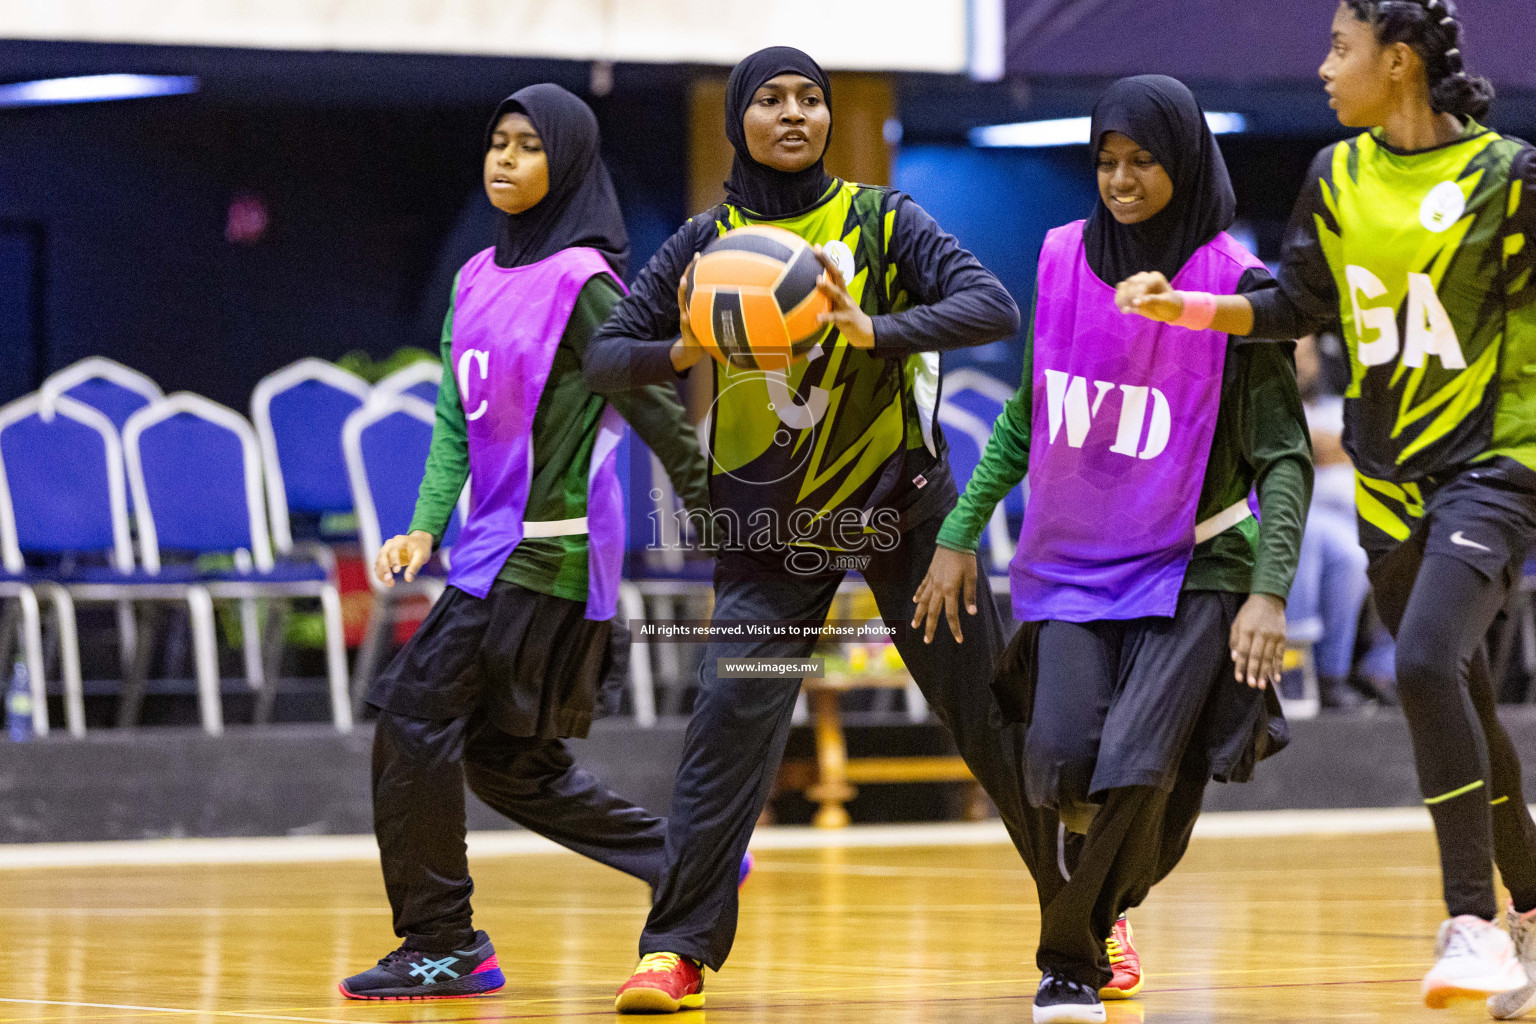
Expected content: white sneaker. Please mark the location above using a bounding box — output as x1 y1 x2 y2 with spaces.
1489 905 1536 1020
1422 915 1526 1009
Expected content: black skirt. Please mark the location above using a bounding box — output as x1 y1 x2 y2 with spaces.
365 580 618 739
991 591 1288 802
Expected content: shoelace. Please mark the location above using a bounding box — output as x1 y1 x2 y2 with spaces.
1442 921 1485 962
1106 935 1126 966
378 947 428 969
635 952 685 975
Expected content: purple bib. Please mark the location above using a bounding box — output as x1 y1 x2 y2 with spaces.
447 246 627 619
1009 221 1263 622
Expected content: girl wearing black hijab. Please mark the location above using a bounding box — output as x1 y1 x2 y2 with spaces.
915 75 1310 1023
587 47 1028 1013
338 83 711 1001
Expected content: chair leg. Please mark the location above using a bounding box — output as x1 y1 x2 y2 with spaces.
44 587 85 738
318 585 353 734
117 603 163 728
185 587 223 736
16 586 48 736
351 591 392 718
253 602 289 725
240 598 264 693
115 600 137 682
619 583 656 727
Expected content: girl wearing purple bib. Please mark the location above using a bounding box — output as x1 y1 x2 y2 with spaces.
340 85 712 1001
914 77 1311 1023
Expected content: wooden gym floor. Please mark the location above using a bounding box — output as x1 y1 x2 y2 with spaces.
0 827 1510 1024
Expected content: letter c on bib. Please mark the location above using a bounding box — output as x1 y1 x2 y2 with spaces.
457 349 490 421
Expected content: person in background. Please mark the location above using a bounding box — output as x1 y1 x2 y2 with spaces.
1289 332 1380 710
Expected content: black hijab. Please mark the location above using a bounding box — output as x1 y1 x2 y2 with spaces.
1083 75 1236 285
485 83 629 277
723 46 836 219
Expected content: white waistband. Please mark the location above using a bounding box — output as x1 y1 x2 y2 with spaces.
522 516 588 538
1193 499 1253 545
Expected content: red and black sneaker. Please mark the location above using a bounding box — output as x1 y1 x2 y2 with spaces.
338 930 504 1000
615 952 704 1013
1099 915 1143 1000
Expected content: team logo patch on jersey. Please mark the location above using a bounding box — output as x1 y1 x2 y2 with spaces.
1419 181 1467 234
821 239 855 284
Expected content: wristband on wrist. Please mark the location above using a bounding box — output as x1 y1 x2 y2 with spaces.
1171 290 1218 330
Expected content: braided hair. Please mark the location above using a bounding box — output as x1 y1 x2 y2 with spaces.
1344 0 1495 121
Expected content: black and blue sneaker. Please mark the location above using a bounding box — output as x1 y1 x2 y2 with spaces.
1032 969 1106 1023
339 930 505 1000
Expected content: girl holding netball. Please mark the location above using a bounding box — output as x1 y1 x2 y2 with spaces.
1118 1 1536 1012
585 45 1034 1013
338 84 710 1000
916 75 1310 1023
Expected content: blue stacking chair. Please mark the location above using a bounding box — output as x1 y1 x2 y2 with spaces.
937 401 1020 578
40 357 163 433
342 392 463 704
251 358 373 553
374 361 442 405
124 393 352 735
0 393 137 736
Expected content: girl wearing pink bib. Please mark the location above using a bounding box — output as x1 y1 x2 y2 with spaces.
340 85 711 1002
915 76 1311 1022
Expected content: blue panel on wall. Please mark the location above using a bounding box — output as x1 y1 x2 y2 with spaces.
0 224 41 405
893 145 1099 386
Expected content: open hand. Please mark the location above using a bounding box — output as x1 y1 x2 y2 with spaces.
1230 593 1288 688
813 245 875 349
911 546 979 644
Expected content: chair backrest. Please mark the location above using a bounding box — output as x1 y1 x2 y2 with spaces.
373 360 441 405
40 357 163 432
942 369 1026 518
615 429 687 572
124 393 272 573
250 358 373 552
0 393 133 574
937 402 1017 574
342 393 463 592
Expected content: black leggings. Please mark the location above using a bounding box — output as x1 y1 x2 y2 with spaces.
1375 554 1536 920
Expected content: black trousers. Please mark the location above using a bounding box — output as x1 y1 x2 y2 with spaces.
637 512 1031 970
372 710 669 951
1020 592 1239 989
1367 542 1536 919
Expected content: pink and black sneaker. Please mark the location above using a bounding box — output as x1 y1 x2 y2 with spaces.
339 930 504 1000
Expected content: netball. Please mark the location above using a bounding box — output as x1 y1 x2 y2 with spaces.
684 224 831 371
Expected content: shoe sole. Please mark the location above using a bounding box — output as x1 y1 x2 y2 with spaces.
614 987 705 1014
1425 980 1522 1010
337 982 504 1002
1098 977 1143 999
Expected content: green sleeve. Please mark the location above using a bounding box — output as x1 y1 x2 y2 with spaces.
568 277 711 523
1238 343 1314 598
407 282 470 544
935 285 1036 553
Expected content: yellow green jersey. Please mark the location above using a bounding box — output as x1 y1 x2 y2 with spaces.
1252 122 1536 483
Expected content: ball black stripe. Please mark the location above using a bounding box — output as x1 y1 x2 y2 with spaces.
774 244 823 312
709 230 794 264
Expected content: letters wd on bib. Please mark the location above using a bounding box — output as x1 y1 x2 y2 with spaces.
1009 220 1263 623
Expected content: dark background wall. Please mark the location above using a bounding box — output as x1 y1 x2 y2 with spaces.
0 42 690 408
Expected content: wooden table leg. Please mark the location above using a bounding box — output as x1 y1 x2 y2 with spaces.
806 687 856 828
